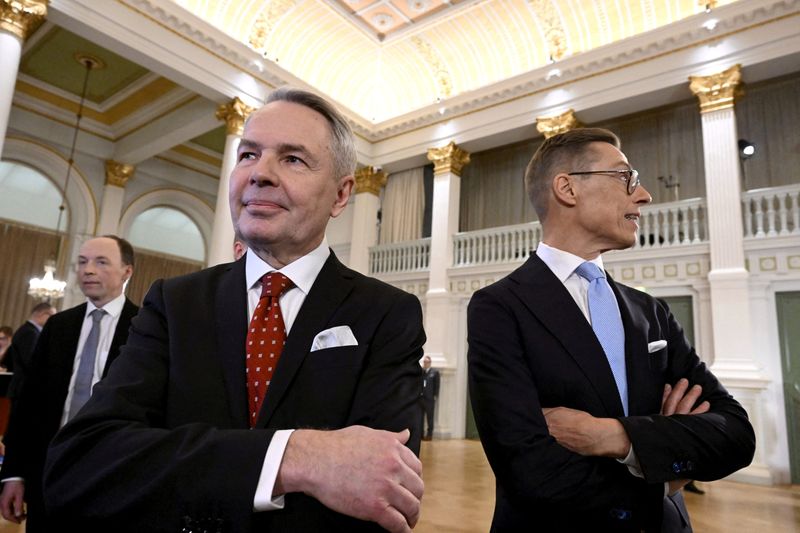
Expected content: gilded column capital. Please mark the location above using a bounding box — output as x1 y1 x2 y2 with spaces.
354 166 387 196
536 109 581 139
427 141 470 177
689 64 742 114
105 160 135 188
0 0 47 41
216 97 256 136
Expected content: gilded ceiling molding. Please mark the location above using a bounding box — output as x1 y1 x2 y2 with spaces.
688 64 742 114
0 0 47 41
105 160 135 187
535 109 581 138
427 141 470 176
248 0 296 51
354 166 387 196
411 35 453 99
216 97 256 136
528 0 568 61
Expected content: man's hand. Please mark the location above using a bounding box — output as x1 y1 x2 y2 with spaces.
275 426 423 533
661 378 710 416
542 407 631 459
0 480 26 524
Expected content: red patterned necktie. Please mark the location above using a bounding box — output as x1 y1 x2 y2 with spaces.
246 272 294 427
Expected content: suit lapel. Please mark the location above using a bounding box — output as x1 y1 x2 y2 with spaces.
214 259 250 428
53 304 88 400
102 299 137 377
257 252 354 426
611 280 661 416
512 255 625 417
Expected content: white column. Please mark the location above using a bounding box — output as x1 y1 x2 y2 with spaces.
690 64 772 484
207 98 254 267
424 142 470 438
348 166 386 274
96 160 134 236
0 1 46 157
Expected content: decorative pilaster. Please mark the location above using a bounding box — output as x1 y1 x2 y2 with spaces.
96 160 134 235
0 0 47 157
536 109 580 139
690 64 769 483
208 97 256 266
349 166 387 274
424 141 470 438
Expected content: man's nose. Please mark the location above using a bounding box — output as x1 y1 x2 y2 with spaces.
634 184 652 204
250 155 279 187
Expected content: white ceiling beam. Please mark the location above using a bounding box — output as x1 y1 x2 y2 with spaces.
113 98 220 164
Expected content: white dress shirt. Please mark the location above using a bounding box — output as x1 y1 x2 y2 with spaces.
246 239 330 512
535 243 651 483
59 292 127 428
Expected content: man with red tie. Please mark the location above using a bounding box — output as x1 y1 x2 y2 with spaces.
45 88 426 532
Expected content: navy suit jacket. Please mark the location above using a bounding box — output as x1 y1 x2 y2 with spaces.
468 254 755 532
44 252 425 532
2 299 138 515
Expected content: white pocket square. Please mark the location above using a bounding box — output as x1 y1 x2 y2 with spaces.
310 326 358 352
647 340 668 353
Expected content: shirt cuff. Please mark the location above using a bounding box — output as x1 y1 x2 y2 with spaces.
617 443 644 478
253 429 295 512
0 477 23 483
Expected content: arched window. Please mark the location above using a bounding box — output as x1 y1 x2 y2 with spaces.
0 161 67 230
127 206 205 262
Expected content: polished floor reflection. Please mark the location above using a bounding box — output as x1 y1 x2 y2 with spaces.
1 439 797 532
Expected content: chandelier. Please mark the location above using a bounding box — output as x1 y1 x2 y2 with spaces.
28 53 103 302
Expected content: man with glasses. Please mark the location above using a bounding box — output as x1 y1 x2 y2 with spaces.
468 128 754 532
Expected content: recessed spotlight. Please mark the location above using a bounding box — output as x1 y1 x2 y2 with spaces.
438 106 446 115
702 18 718 31
546 68 562 80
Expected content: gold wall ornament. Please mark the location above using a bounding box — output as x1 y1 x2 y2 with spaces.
354 166 387 196
105 160 135 187
248 0 295 51
529 0 568 61
536 109 580 138
427 141 471 176
216 97 256 136
0 0 47 41
411 36 453 99
689 64 743 114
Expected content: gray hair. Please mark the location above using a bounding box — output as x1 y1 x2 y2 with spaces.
264 87 357 179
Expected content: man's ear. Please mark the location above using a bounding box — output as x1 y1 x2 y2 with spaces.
331 175 354 218
552 173 578 208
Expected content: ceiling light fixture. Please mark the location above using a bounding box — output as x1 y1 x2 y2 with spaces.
28 53 103 302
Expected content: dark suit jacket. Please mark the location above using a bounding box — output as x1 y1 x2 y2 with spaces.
5 320 41 399
2 299 139 517
467 254 755 532
422 368 440 401
44 252 425 532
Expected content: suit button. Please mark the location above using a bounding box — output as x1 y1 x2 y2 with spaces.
672 461 681 473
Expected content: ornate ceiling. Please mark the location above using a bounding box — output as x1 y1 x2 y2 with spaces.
171 0 736 122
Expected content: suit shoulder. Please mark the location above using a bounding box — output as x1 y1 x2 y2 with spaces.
339 263 417 301
159 261 235 291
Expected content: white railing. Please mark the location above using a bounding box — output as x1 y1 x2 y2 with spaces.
453 221 542 267
743 184 800 238
369 238 431 275
632 197 707 249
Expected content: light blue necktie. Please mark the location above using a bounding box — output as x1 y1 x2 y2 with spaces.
575 262 628 415
68 308 106 420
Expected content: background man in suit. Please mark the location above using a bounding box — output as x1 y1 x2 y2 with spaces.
421 355 440 440
44 87 426 533
0 235 138 532
468 128 755 532
4 303 56 397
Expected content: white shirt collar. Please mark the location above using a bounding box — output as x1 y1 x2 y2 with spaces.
245 238 331 296
85 292 126 319
536 242 605 281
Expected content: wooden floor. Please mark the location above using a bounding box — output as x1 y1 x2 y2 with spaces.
1 439 797 531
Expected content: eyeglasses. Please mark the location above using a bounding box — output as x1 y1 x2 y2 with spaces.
567 169 640 195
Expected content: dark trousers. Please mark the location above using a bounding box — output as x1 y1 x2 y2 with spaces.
423 398 435 437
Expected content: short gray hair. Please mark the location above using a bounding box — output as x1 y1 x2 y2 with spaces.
264 87 357 179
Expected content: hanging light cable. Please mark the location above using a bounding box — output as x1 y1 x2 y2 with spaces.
28 53 103 302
